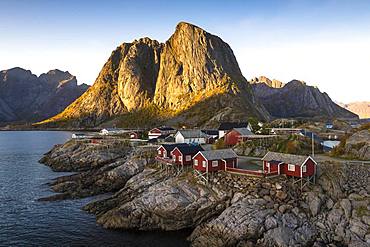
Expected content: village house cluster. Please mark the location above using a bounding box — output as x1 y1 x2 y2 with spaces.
71 121 325 187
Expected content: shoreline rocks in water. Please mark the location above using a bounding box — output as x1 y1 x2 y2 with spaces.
39 139 370 246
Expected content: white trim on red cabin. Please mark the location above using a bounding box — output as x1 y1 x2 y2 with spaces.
193 151 209 162
301 156 317 166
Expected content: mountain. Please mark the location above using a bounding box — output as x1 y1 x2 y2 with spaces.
250 76 284 88
0 67 89 124
338 102 370 119
39 22 269 128
251 77 358 119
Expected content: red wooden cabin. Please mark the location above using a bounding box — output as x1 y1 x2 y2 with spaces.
224 128 254 146
171 145 204 166
261 151 317 177
193 149 238 172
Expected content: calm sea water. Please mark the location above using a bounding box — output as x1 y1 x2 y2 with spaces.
0 131 189 247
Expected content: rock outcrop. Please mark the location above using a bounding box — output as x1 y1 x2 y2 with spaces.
251 77 358 119
39 139 370 246
339 101 370 119
39 22 269 128
250 76 284 88
0 67 88 124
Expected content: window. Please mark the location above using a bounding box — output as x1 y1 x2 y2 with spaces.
202 161 206 167
178 156 182 162
266 162 270 168
186 155 191 161
194 160 198 166
173 156 176 161
288 164 295 171
163 150 167 157
212 160 218 167
302 165 307 173
158 150 161 155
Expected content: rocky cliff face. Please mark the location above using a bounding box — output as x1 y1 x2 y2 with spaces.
251 77 358 119
339 101 370 119
250 76 284 88
40 22 269 128
0 67 89 124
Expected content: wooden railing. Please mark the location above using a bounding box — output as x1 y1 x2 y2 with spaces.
226 167 279 177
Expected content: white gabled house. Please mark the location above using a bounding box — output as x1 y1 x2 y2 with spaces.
174 130 207 144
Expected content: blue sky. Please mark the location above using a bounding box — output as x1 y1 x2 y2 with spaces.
0 0 369 102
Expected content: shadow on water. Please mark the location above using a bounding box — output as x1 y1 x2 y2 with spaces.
0 131 190 247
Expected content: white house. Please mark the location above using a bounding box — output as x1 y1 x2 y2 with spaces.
72 133 89 139
174 130 207 144
148 126 176 139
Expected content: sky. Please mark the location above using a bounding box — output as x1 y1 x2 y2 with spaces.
0 0 369 103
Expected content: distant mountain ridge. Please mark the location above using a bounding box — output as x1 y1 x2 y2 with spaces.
251 76 358 119
338 101 370 119
0 67 89 124
39 22 270 128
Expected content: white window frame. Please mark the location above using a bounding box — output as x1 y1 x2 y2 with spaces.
266 162 270 168
302 165 307 173
288 164 295 171
194 159 198 166
202 160 207 167
186 155 191 161
163 150 167 158
178 156 182 162
173 156 176 161
158 150 161 155
212 160 218 167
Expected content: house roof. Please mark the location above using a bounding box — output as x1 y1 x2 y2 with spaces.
218 122 249 130
159 143 188 152
158 126 175 131
201 129 219 136
173 144 204 155
232 127 254 136
262 151 315 166
176 130 207 138
197 149 237 161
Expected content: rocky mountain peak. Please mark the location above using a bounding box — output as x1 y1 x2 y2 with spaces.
39 69 74 86
40 22 269 127
250 76 284 88
251 77 358 119
285 79 306 87
1 67 36 82
0 67 89 124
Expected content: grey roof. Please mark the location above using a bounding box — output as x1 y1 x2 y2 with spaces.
219 122 249 130
233 127 254 136
198 149 237 160
262 151 313 165
177 130 208 138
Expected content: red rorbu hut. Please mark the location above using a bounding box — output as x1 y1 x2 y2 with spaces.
261 151 317 188
156 143 200 173
193 149 237 182
224 127 254 146
171 145 204 166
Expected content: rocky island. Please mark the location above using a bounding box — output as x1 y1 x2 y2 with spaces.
39 139 369 247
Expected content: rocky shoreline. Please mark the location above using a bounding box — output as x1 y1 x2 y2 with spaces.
39 139 370 246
